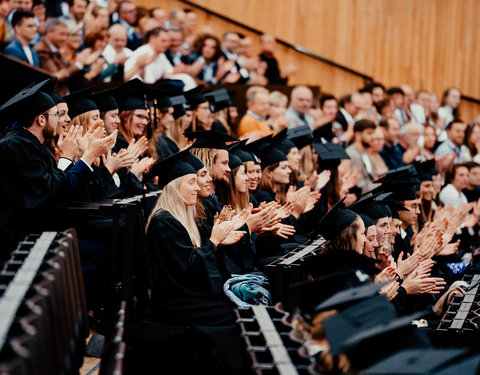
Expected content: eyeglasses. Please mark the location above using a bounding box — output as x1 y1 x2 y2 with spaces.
42 112 61 120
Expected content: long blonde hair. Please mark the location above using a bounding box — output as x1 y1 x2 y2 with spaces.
69 111 94 134
166 117 188 149
147 176 201 247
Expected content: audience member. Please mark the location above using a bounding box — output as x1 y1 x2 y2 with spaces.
237 86 272 139
368 126 388 178
285 85 314 130
115 0 141 50
461 121 480 162
149 7 166 28
4 9 39 66
398 122 422 164
34 18 88 94
258 33 296 85
435 119 467 163
0 0 9 42
379 117 404 170
267 91 289 133
438 87 462 129
165 26 184 66
346 119 377 194
337 91 362 131
101 23 131 82
439 163 469 207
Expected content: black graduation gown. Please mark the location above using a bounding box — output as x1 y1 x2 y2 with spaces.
112 132 129 154
0 127 92 256
201 195 258 274
253 189 300 261
155 133 179 161
393 226 414 260
145 211 248 372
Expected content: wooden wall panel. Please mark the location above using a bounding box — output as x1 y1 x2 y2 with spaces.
134 0 480 121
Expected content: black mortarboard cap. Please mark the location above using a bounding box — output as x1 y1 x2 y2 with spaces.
301 249 379 279
184 85 207 109
256 141 287 169
359 213 374 228
363 348 475 375
316 197 359 240
189 130 238 150
289 270 372 319
323 294 426 357
244 134 273 161
273 129 296 155
228 139 256 163
47 92 65 105
313 141 350 170
0 79 56 125
64 88 98 119
348 193 391 220
388 185 419 201
184 149 204 171
228 153 243 170
0 54 52 105
312 122 334 142
115 79 149 112
374 164 417 184
415 159 438 182
150 149 199 188
314 281 385 313
169 94 188 119
89 88 118 113
205 88 232 112
287 125 313 150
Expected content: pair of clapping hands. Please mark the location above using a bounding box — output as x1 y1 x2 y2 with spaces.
56 123 155 177
286 186 322 218
247 201 296 239
374 250 446 301
210 206 251 248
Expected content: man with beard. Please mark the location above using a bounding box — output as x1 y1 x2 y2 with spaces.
0 80 116 258
346 119 378 195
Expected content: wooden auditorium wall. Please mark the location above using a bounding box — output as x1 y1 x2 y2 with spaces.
135 0 480 121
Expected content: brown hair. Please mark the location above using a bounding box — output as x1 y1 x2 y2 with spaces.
323 216 361 253
192 33 223 61
83 29 108 49
444 162 468 185
216 166 250 213
119 110 140 143
260 162 287 203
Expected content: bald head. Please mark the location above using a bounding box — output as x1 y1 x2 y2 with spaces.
291 86 313 114
109 23 128 52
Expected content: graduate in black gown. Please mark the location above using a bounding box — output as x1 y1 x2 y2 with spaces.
0 80 116 258
145 150 250 373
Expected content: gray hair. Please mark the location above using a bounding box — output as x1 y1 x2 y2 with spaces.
44 18 67 33
246 86 269 103
399 122 423 135
290 85 312 101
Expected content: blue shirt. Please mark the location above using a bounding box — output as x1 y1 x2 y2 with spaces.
435 138 462 163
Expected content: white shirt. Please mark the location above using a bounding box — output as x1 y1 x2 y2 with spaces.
438 106 454 127
102 43 132 65
339 107 354 126
22 45 34 65
124 44 173 83
439 183 468 208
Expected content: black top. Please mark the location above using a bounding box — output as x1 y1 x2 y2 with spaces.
0 127 92 256
155 133 179 161
259 53 287 85
145 210 233 325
